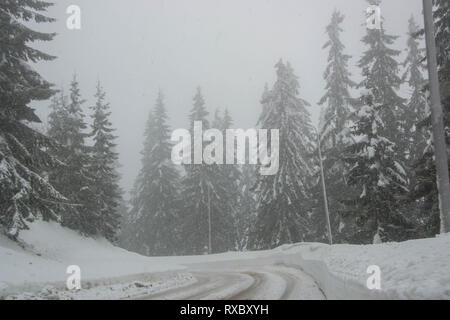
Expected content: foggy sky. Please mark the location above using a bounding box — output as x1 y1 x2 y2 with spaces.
30 0 424 196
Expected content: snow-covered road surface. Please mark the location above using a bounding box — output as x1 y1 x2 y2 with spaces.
135 263 325 300
1 222 325 300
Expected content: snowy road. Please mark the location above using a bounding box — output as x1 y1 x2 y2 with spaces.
135 263 325 300
3 221 450 300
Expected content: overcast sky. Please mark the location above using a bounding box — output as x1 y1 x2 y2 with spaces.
31 0 425 195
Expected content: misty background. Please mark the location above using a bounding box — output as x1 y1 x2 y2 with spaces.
29 0 424 196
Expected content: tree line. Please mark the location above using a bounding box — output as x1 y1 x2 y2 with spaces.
1 0 449 255
122 0 450 254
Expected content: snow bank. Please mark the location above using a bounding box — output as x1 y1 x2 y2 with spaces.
279 234 450 300
0 221 186 297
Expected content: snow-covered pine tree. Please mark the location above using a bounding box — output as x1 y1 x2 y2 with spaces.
221 108 242 188
412 0 450 237
0 0 69 239
434 0 450 90
402 16 428 166
222 108 233 133
88 82 122 242
124 91 181 256
212 108 222 129
344 92 412 243
319 10 355 149
248 60 316 249
180 88 236 254
261 83 270 118
216 108 240 250
341 0 416 243
315 10 357 243
358 0 407 149
398 16 432 236
48 90 69 144
48 75 99 235
213 108 241 192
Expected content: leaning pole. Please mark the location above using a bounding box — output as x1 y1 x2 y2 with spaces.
315 127 333 245
423 0 450 233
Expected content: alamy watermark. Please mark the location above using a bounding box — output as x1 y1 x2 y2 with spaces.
366 5 381 30
366 265 381 290
66 265 81 290
66 5 81 30
171 121 280 176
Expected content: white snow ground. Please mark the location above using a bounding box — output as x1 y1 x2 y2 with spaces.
0 221 449 300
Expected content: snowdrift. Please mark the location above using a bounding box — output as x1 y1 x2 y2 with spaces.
278 235 450 299
0 221 187 298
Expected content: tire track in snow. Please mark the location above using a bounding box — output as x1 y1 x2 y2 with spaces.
226 272 286 300
192 273 254 300
226 272 265 300
135 273 211 300
138 263 325 300
140 272 248 300
268 264 326 300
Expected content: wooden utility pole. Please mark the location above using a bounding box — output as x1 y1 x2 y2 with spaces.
423 0 450 233
317 131 333 244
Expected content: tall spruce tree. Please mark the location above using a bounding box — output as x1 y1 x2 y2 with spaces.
215 109 241 191
434 0 450 89
180 88 236 254
89 82 121 241
315 10 357 243
248 60 316 249
221 108 241 186
48 90 69 144
218 108 240 249
342 0 416 243
402 16 428 166
0 0 68 239
212 108 223 129
48 75 98 235
319 10 355 149
344 92 412 243
400 16 431 236
125 91 181 256
358 0 406 148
